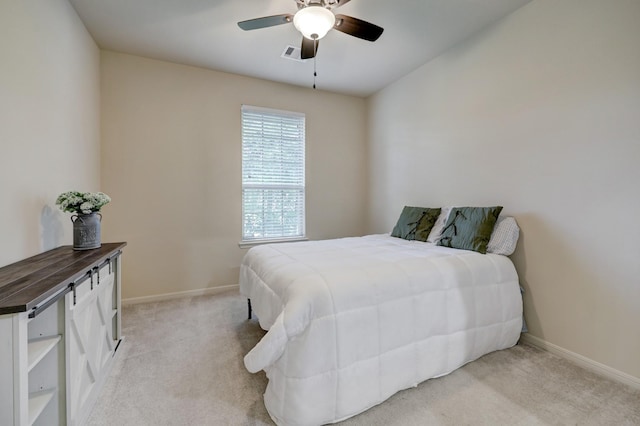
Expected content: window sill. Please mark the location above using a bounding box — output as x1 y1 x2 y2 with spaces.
238 237 308 249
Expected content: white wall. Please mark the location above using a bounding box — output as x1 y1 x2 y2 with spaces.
0 0 100 267
367 0 640 379
100 51 368 299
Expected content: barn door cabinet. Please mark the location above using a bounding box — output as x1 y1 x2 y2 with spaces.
0 242 126 426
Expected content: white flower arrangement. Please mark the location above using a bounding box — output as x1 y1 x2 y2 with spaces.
56 191 111 215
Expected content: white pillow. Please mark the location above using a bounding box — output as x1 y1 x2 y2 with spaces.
486 216 520 256
426 206 452 243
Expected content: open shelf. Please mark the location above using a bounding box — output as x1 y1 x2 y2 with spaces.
27 336 62 372
28 388 55 426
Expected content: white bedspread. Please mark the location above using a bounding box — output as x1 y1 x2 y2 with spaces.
240 234 522 426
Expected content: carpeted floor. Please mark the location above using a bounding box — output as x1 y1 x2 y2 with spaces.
87 290 640 426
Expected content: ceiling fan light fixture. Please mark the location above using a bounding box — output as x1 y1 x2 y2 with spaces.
293 6 335 40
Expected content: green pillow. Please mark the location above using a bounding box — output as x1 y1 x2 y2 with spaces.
391 206 441 241
437 206 503 253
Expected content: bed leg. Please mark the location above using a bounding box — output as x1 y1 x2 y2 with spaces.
248 298 252 320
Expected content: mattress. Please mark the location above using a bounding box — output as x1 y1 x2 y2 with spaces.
240 234 522 425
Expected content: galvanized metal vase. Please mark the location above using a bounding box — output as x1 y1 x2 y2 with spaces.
71 212 102 250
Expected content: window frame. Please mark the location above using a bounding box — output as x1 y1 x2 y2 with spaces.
240 105 307 247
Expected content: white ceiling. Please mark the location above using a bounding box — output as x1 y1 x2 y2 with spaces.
69 0 531 97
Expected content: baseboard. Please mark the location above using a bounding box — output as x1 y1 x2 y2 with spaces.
520 333 640 390
122 284 239 306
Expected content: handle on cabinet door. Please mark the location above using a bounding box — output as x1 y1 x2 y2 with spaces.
69 269 94 306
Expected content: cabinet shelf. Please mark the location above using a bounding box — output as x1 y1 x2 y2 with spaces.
28 389 55 426
27 336 62 372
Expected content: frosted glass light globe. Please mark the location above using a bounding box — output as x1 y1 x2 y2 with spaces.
293 6 336 40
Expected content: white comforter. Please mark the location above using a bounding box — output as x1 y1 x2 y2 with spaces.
240 234 522 426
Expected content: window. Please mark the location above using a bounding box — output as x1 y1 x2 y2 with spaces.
241 105 305 243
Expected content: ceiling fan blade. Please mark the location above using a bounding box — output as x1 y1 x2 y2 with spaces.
301 37 318 59
238 14 293 31
333 14 384 41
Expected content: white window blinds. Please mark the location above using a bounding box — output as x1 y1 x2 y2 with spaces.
241 105 305 242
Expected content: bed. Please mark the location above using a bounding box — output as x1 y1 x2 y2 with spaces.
240 227 522 425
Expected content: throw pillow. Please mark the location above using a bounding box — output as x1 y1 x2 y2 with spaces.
391 206 441 241
426 206 452 243
437 206 503 254
487 216 520 256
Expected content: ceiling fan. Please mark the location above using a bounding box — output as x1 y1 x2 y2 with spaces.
237 0 384 59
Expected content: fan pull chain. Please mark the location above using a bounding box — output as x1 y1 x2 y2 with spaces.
313 38 318 90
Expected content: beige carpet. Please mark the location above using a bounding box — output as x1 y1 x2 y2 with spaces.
87 290 640 425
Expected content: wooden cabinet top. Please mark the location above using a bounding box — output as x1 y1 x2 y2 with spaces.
0 242 126 315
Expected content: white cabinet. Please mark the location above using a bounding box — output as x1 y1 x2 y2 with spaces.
0 243 125 426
